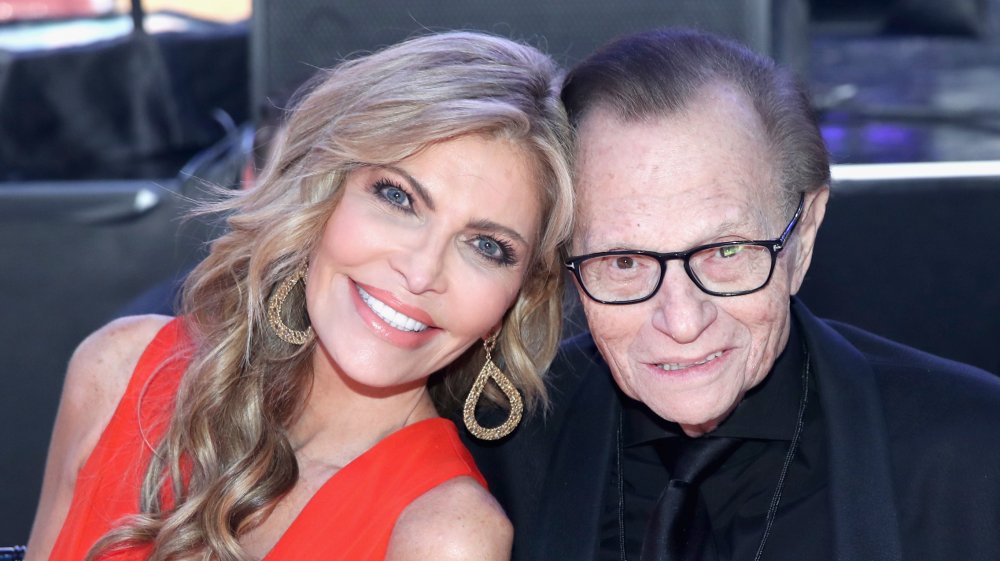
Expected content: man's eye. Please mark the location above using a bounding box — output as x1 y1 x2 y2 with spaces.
614 256 635 269
719 245 745 258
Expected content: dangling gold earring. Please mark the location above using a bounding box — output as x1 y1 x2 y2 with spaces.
463 333 524 440
266 264 313 345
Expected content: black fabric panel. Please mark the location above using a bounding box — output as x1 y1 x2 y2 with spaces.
798 177 1000 375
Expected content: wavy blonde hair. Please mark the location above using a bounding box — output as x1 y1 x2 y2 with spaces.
90 31 574 561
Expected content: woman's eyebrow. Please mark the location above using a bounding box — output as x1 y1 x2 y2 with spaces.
380 164 436 211
469 218 529 247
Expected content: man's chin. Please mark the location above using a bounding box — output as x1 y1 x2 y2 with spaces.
645 398 741 437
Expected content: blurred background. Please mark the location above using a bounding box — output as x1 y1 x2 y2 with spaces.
1 0 999 543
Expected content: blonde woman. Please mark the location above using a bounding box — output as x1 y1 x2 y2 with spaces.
26 31 573 561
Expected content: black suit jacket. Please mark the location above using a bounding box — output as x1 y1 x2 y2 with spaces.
462 300 1000 560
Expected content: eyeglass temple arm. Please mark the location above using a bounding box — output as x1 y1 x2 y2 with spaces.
776 193 806 248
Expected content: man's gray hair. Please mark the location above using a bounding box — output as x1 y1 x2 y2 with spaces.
561 27 830 212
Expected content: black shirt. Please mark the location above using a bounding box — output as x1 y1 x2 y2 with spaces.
598 322 834 560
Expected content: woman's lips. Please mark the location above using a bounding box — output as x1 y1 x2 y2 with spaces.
349 280 436 348
357 285 428 332
353 281 435 325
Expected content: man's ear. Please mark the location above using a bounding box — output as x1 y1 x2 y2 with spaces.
789 186 830 295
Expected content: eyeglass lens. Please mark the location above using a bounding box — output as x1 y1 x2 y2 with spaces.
578 243 775 302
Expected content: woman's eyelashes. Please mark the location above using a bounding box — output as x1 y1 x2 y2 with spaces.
372 177 414 212
471 235 518 267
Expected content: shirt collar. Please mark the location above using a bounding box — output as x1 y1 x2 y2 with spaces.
622 318 806 446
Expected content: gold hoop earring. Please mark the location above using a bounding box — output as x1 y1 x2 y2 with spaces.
266 265 313 345
463 333 523 440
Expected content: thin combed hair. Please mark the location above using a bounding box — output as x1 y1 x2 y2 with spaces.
90 30 574 561
561 27 830 215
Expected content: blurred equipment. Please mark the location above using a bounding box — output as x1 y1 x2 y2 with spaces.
0 0 112 22
251 0 810 123
0 10 247 180
812 0 988 35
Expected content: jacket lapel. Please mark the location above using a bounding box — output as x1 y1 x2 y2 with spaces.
532 341 620 561
795 301 903 561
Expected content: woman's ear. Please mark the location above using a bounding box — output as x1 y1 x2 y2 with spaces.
484 320 504 342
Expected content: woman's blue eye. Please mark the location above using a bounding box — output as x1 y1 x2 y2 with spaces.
374 179 412 209
478 238 500 258
473 236 516 266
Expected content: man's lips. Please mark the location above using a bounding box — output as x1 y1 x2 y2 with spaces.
653 350 725 372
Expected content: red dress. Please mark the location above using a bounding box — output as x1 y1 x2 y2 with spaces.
49 319 487 560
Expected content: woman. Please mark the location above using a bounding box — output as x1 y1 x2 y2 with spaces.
25 31 573 561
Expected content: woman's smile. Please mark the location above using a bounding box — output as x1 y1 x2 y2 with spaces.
356 282 431 333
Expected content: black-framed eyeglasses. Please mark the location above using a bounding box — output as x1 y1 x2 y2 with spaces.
565 193 805 305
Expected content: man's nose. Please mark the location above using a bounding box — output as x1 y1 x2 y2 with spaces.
649 262 717 343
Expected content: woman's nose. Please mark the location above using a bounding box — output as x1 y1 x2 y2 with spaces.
389 232 450 295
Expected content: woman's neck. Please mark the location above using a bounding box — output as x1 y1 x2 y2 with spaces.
287 350 438 469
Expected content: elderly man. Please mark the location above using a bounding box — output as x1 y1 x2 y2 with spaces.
462 28 1000 561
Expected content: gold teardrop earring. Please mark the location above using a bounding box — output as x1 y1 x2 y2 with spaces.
463 332 524 440
266 264 313 345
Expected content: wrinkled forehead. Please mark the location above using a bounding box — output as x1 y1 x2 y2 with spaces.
571 103 790 251
573 92 784 224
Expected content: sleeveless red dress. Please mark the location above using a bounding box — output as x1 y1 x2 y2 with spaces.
49 319 487 560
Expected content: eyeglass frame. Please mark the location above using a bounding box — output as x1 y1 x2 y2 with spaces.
565 193 806 305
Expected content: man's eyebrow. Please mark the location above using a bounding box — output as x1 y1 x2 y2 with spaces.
469 218 530 248
712 218 755 236
706 211 771 240
380 164 436 211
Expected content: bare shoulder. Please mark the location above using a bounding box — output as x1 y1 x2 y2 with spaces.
23 314 172 561
385 476 513 561
55 315 175 468
63 315 172 426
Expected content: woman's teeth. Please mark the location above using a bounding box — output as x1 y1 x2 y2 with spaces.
357 286 428 333
657 351 723 372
